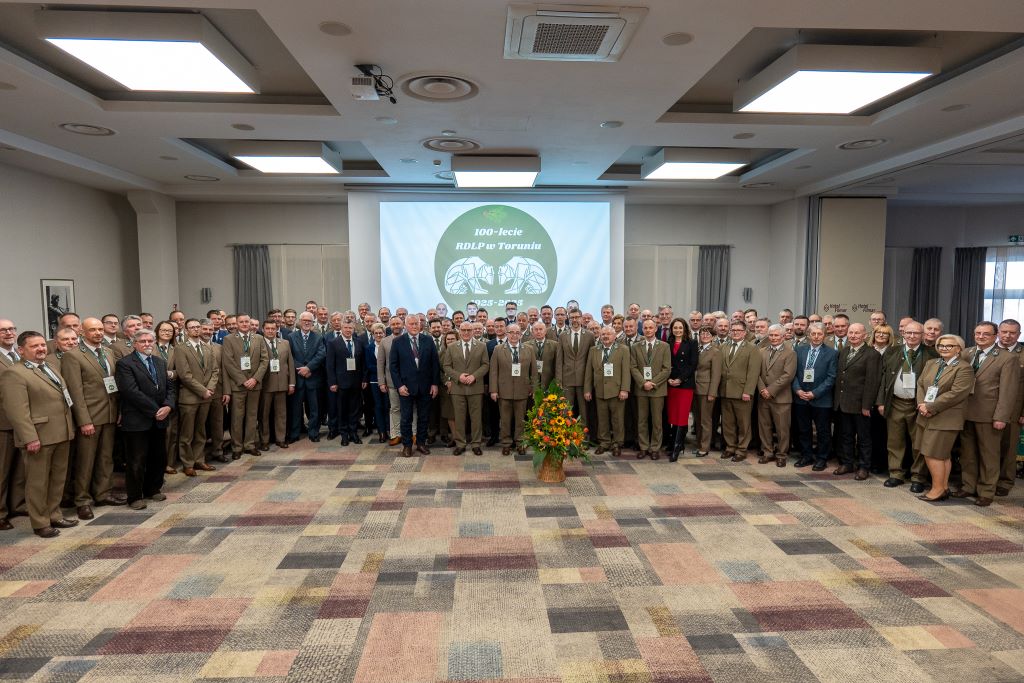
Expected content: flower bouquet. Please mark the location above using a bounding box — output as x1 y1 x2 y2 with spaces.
523 380 589 482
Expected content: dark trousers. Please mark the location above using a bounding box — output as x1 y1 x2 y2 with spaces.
400 391 432 446
795 404 832 464
289 381 319 441
370 383 390 435
869 409 888 472
362 385 375 432
326 391 339 434
840 410 872 469
123 428 166 503
317 379 329 427
336 386 361 437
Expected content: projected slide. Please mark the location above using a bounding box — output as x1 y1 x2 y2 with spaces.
380 201 610 313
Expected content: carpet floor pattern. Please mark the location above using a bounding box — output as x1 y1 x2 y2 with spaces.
2 440 1024 683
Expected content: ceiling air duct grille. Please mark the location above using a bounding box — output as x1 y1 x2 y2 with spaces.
505 4 647 62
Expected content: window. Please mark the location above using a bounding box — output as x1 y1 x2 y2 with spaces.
268 244 349 313
984 246 1024 321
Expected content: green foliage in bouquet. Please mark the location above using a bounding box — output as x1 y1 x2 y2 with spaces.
524 380 590 471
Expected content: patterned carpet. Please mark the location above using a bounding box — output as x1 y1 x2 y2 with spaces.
2 438 1024 683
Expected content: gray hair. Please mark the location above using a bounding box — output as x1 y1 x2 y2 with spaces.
121 314 142 331
198 318 212 326
808 322 826 333
768 324 785 334
132 329 155 343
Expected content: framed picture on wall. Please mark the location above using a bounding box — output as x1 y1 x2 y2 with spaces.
40 279 75 340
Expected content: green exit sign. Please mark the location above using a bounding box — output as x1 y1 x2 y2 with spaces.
1011 235 1024 243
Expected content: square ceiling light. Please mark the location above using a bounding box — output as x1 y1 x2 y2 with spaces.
641 148 751 180
734 44 940 114
37 10 258 93
452 156 540 188
227 141 343 174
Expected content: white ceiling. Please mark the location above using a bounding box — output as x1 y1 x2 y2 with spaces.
2 0 1024 205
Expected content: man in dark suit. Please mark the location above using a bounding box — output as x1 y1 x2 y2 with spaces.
389 315 439 457
115 329 176 510
288 312 326 443
833 323 881 480
793 323 838 470
326 320 366 445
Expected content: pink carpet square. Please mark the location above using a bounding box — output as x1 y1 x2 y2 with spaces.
257 650 299 676
924 625 975 649
125 598 250 628
596 474 649 496
216 481 279 503
635 636 712 682
640 543 719 585
401 508 456 538
421 455 465 472
12 580 56 597
960 589 1024 635
354 612 443 683
90 554 197 601
810 497 888 526
579 566 607 583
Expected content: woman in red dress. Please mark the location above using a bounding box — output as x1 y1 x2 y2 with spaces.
666 317 698 461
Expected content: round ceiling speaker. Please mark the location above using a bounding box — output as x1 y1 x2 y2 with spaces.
401 73 479 102
422 137 480 153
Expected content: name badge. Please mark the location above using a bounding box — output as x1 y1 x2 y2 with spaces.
511 363 521 377
240 356 252 371
898 372 915 391
346 358 356 371
270 359 281 373
924 386 939 403
536 360 543 374
803 368 815 383
604 363 614 377
103 376 118 394
643 366 653 381
63 388 74 407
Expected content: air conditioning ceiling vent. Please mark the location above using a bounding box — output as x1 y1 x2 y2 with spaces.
505 4 648 62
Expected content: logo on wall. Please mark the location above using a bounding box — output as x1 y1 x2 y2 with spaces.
434 205 557 310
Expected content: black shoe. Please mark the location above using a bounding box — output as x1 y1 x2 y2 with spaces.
309 436 320 443
340 436 349 446
231 452 241 460
883 478 905 488
909 482 926 494
794 458 812 468
362 428 373 437
351 435 362 445
486 437 498 447
327 431 339 441
811 463 827 472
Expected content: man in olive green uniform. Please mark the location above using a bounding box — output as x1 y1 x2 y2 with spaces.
719 321 762 462
175 318 221 475
630 319 671 459
584 326 631 457
444 322 490 455
489 324 537 455
527 321 559 392
222 314 269 458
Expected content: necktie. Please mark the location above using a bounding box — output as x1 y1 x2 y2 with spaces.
972 350 982 371
463 342 469 359
512 346 519 363
769 347 778 365
346 339 352 357
271 340 278 358
538 342 544 357
242 335 250 353
602 346 610 363
410 335 419 358
158 345 168 360
647 342 653 355
145 356 158 384
196 343 205 369
39 362 61 388
7 350 18 363
573 332 579 353
94 347 109 374
807 347 818 371
729 342 738 361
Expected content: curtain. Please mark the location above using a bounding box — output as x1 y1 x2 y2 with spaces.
908 246 941 322
697 245 730 313
233 244 273 321
950 246 987 337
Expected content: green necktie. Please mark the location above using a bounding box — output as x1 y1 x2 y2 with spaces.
94 347 109 374
242 335 250 353
197 343 205 369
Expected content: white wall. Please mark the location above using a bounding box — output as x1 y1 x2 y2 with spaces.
175 202 349 315
0 162 138 332
886 203 1024 324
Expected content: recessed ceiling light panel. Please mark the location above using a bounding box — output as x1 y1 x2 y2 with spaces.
734 44 939 114
37 10 259 94
641 148 750 180
451 156 540 188
227 140 343 174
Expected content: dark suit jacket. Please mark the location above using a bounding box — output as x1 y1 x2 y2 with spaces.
389 332 439 396
876 343 937 412
115 353 176 432
834 344 881 413
289 330 326 386
365 339 383 384
668 338 699 390
326 336 367 390
792 344 838 408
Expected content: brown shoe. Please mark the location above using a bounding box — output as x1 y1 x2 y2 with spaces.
416 444 431 455
757 455 775 464
650 450 661 461
183 468 197 477
0 518 12 531
636 451 647 460
594 446 607 455
453 447 465 455
995 487 1011 497
975 497 993 507
276 442 290 449
776 457 787 468
611 447 621 458
833 464 855 476
731 453 747 462
389 437 402 446
502 447 511 456
164 466 176 475
95 495 127 506
34 526 59 538
854 468 869 481
401 446 413 457
77 505 94 520
719 451 732 459
950 489 974 498
472 447 482 456
195 462 216 471
51 518 79 529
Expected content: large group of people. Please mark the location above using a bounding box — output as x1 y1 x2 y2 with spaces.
0 299 1021 538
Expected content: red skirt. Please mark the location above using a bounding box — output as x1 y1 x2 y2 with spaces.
667 387 694 426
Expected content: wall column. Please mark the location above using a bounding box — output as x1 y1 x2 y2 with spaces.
127 191 179 317
815 197 886 325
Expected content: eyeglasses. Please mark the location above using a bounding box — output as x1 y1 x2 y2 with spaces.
0 327 15 333
936 344 959 350
136 339 155 345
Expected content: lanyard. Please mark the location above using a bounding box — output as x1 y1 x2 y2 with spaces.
806 347 818 370
932 361 948 386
